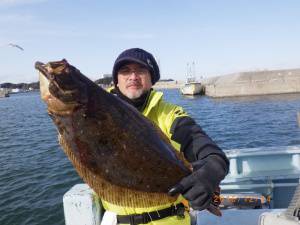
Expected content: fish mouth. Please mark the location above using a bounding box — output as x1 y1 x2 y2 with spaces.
35 61 53 81
35 61 53 105
35 59 87 115
35 59 69 81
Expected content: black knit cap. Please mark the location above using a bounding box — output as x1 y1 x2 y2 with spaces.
112 48 160 85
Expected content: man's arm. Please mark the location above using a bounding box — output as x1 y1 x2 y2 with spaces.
169 116 229 210
171 116 228 163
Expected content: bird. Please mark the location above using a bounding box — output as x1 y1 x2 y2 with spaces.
8 43 24 51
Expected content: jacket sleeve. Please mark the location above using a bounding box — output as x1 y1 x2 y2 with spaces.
170 116 229 172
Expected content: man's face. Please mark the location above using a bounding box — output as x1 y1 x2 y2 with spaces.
117 63 152 99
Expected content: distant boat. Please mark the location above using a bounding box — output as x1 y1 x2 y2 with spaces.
180 78 204 95
180 62 204 95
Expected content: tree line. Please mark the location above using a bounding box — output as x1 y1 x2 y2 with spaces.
0 82 39 90
1 78 173 90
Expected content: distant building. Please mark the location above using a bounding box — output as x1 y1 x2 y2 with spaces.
0 88 9 97
11 88 21 93
103 74 112 78
95 74 113 87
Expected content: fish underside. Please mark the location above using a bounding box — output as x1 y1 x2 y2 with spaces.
35 59 191 208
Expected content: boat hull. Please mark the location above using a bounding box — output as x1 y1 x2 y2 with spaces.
181 82 203 95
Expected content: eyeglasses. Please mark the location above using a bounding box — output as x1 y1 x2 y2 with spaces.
118 66 149 76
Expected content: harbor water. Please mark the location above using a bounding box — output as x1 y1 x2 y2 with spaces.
1 90 300 225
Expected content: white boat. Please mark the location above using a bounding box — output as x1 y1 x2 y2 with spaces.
63 145 300 225
180 62 204 95
181 80 204 95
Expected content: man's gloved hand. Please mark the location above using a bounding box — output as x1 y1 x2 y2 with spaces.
168 154 228 210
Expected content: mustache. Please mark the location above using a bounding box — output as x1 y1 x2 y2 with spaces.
126 81 142 88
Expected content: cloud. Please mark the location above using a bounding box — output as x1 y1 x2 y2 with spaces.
0 0 47 6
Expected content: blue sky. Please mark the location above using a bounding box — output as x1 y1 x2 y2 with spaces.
0 0 300 83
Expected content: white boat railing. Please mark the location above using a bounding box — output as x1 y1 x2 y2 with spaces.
225 145 300 178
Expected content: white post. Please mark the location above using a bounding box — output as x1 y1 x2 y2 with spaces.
292 154 300 170
242 160 251 175
63 184 102 225
229 158 238 176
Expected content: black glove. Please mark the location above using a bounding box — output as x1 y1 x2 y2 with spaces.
168 154 228 210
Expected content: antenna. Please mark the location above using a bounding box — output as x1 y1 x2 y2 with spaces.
192 61 196 77
186 63 189 76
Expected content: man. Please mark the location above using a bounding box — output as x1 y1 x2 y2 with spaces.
103 48 229 225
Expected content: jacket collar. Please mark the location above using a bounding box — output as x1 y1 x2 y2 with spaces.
107 86 163 116
142 89 163 116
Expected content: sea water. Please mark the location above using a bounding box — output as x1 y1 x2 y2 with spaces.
1 90 300 225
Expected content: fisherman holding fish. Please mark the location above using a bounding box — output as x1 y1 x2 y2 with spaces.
105 48 230 225
35 48 229 225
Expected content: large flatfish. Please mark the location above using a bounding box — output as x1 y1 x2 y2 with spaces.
35 59 191 207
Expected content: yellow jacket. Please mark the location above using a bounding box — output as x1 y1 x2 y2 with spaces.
103 88 190 225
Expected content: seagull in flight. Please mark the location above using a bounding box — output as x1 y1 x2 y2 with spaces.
8 43 24 51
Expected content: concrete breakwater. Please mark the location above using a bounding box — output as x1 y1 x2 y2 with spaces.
153 80 184 89
203 68 300 97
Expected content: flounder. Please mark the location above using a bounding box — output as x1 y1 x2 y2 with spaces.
36 59 191 207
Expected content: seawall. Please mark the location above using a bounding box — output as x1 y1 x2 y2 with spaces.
153 80 184 89
203 68 300 97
